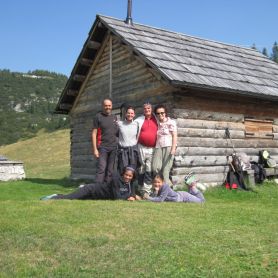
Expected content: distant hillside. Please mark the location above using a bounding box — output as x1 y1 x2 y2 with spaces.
0 129 70 179
0 69 69 146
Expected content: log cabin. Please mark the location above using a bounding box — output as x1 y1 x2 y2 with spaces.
55 14 278 186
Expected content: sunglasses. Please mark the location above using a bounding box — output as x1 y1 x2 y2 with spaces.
156 112 165 115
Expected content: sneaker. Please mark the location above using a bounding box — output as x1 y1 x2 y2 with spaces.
79 184 85 188
196 182 206 192
40 194 58 201
184 174 197 186
184 172 194 183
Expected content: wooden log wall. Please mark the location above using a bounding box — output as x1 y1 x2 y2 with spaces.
69 34 173 180
69 35 278 183
171 91 278 186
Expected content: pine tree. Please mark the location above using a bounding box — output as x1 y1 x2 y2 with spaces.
262 47 268 57
271 41 278 63
251 43 257 50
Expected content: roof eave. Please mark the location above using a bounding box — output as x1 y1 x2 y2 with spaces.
171 80 278 102
55 16 107 114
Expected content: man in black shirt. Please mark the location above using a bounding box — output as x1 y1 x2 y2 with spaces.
92 99 119 183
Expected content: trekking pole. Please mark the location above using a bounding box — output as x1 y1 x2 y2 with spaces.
225 128 236 154
225 127 236 172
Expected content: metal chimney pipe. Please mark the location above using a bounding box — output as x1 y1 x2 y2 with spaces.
125 0 133 25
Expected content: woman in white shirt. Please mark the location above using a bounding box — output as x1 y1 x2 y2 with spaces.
117 106 140 174
152 104 177 186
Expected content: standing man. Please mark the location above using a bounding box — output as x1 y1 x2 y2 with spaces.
135 102 158 195
92 98 119 183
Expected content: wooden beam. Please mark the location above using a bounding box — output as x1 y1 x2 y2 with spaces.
70 33 111 114
87 40 101 49
67 89 79 96
73 74 86 82
79 58 94 67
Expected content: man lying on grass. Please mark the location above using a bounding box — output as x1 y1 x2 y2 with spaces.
40 166 141 201
143 173 205 203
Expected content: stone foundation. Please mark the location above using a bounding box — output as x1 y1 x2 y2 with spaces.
0 161 26 181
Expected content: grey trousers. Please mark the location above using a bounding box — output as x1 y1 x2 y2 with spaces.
138 143 154 195
177 188 205 203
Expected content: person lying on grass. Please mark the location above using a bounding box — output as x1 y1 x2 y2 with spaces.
143 173 205 203
40 166 141 201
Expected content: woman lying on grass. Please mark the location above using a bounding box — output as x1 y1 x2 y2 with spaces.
40 166 141 201
143 173 205 203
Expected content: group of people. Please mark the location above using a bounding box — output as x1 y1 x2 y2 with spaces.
41 98 205 203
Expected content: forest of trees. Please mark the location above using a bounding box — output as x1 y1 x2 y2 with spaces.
252 41 278 63
0 69 69 146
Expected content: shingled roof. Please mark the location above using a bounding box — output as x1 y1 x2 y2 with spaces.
56 15 278 113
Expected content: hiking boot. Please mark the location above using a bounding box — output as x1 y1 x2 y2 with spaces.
231 183 238 189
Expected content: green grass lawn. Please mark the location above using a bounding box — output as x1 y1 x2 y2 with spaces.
0 179 277 277
0 130 277 277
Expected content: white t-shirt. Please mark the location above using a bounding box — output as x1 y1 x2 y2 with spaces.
118 120 139 147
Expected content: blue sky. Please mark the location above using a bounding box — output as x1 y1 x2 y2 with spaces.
1 0 277 76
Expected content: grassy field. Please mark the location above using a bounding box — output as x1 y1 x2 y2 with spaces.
0 130 277 277
0 129 70 179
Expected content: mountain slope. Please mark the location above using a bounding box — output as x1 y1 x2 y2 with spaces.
0 69 69 146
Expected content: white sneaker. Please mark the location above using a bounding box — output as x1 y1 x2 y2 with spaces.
40 194 58 200
196 182 206 192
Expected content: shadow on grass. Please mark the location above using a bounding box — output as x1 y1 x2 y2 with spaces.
25 177 81 188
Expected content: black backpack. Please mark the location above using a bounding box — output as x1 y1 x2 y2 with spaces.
259 150 277 168
251 162 266 184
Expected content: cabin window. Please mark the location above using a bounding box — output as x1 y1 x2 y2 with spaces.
244 117 273 139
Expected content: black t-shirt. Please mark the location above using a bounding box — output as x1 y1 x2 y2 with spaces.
93 112 119 148
110 173 135 200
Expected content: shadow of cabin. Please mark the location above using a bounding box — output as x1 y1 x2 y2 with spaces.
55 15 278 187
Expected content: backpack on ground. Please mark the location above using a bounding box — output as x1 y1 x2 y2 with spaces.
250 161 266 184
225 168 249 190
230 152 251 172
226 155 249 191
259 150 277 168
237 152 252 171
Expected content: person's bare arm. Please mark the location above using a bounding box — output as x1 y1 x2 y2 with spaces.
92 128 99 158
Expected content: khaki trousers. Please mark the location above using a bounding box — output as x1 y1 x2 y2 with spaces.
152 146 174 185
